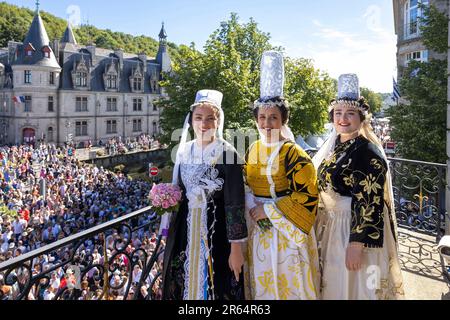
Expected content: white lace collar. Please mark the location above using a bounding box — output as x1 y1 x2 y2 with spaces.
180 139 225 166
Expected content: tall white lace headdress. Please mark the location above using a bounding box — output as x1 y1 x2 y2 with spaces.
313 73 366 169
254 51 295 142
328 74 369 115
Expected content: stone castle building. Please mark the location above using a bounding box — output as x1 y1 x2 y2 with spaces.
0 4 171 146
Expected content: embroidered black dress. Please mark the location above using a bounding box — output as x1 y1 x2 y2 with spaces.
317 135 396 247
161 141 247 300
314 135 404 299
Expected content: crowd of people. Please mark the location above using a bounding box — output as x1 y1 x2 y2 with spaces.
102 134 161 156
0 143 164 300
0 67 404 301
371 118 393 149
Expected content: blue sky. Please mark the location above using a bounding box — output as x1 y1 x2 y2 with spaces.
6 0 397 92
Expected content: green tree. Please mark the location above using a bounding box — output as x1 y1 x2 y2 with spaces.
387 4 448 163
285 57 335 137
0 2 182 62
0 2 35 45
387 59 446 163
360 87 383 114
158 13 335 146
420 3 448 54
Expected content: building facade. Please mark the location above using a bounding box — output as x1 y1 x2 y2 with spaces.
393 0 448 81
0 6 171 147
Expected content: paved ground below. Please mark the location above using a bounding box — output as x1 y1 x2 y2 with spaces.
398 228 450 300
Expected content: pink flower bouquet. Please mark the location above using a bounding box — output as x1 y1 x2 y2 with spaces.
149 183 182 216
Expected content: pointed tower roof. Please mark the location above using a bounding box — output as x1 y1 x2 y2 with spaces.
159 22 167 42
61 22 77 44
23 11 50 50
156 23 171 73
13 7 60 69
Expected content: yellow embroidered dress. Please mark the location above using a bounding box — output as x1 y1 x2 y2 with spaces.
244 140 320 300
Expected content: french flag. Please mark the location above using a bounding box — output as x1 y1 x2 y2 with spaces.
13 96 26 104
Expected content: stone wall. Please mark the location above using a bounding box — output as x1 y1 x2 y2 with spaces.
83 149 170 171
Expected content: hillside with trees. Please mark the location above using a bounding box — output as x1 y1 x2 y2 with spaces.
0 2 182 61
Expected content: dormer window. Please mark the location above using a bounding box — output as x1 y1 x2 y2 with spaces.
42 46 51 59
133 77 142 91
129 65 144 93
150 69 159 93
107 74 117 89
103 62 119 91
75 72 88 87
72 56 91 90
25 43 35 57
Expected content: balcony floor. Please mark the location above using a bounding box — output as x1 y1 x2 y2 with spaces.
398 228 450 300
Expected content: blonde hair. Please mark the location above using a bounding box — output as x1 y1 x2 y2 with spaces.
359 117 399 239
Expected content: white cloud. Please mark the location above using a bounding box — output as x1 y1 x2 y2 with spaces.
312 19 322 27
282 15 397 93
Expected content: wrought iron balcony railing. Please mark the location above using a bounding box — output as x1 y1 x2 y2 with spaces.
1 157 448 299
387 158 449 285
0 207 163 300
388 158 447 239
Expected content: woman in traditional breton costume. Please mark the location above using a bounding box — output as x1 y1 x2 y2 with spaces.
244 51 320 300
312 74 405 300
161 90 247 300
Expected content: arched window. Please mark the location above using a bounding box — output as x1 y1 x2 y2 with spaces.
47 127 54 142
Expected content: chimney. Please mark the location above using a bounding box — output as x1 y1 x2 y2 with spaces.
7 41 19 64
51 39 60 60
114 48 124 70
87 44 96 65
138 52 147 73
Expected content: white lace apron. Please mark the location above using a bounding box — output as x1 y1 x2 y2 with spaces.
315 187 404 300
